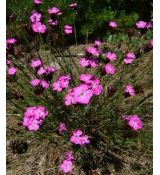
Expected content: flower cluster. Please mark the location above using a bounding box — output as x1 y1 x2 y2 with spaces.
65 74 102 106
70 129 90 146
30 11 46 33
30 79 49 93
52 75 71 92
124 52 136 64
123 114 143 131
23 106 48 131
59 151 74 174
136 20 152 29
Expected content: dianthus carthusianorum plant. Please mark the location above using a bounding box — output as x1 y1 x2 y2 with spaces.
7 0 152 174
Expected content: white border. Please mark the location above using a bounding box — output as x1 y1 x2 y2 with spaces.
153 0 160 174
0 0 6 174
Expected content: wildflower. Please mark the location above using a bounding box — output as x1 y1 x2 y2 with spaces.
94 40 102 47
30 79 49 93
146 22 152 29
48 7 62 15
37 66 56 76
109 21 117 28
33 0 42 5
124 52 136 64
59 160 73 174
31 59 42 69
80 57 98 68
106 52 117 61
30 12 42 23
104 64 116 74
74 84 93 104
6 38 17 44
64 25 73 34
79 74 103 95
70 129 90 145
57 122 67 134
48 19 58 26
23 106 48 131
52 75 71 92
8 67 17 76
86 47 100 56
80 57 90 67
69 3 78 9
64 89 77 106
123 114 143 131
124 84 135 96
136 21 147 29
32 22 47 33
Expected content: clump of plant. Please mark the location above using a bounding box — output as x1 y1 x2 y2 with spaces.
7 0 152 174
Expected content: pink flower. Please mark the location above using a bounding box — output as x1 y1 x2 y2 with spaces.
80 57 98 68
70 129 90 145
74 84 93 104
146 22 152 29
33 0 42 5
48 19 58 26
136 21 147 29
31 59 42 68
109 21 117 28
86 47 99 56
94 40 102 47
23 106 48 131
6 59 11 65
106 52 117 61
124 52 136 64
30 79 49 90
41 80 49 89
104 64 116 74
64 89 77 106
6 38 17 44
30 12 42 23
89 58 98 68
37 66 56 75
32 22 47 33
80 57 90 67
59 160 73 174
69 3 78 9
48 7 62 15
57 122 67 134
8 67 17 76
30 79 40 87
64 25 73 34
125 84 135 96
125 114 143 131
52 75 71 92
79 74 102 95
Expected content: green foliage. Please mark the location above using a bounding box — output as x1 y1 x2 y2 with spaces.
7 0 152 41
